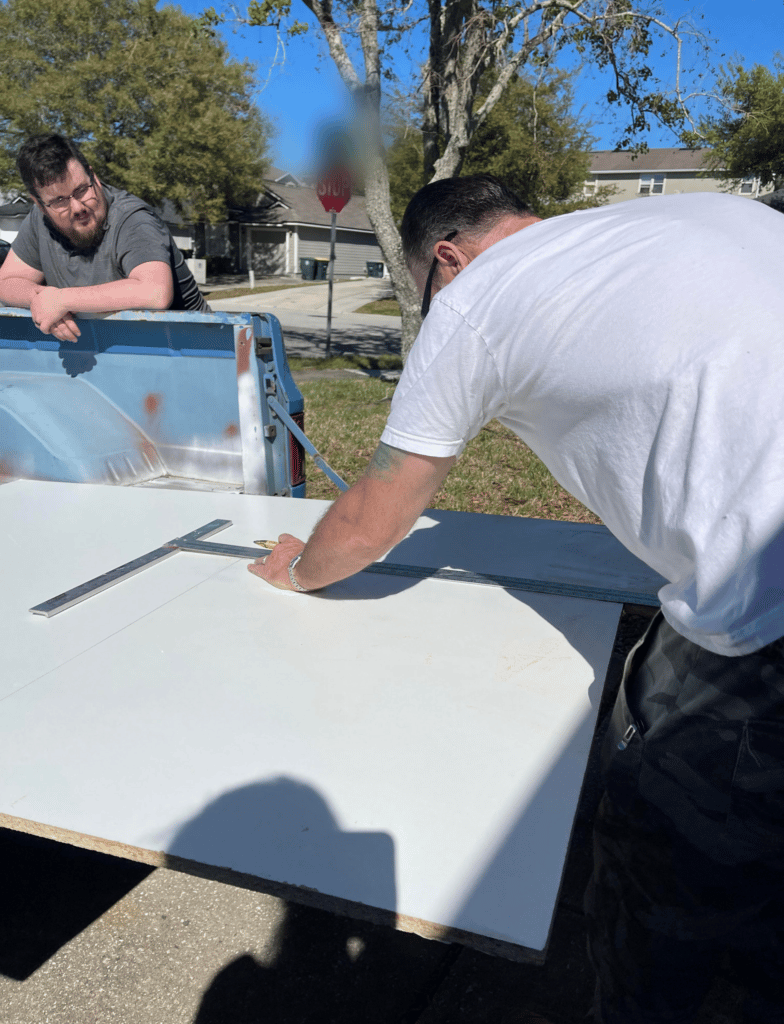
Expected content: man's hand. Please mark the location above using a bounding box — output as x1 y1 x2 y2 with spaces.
247 445 455 595
30 287 80 342
247 533 306 591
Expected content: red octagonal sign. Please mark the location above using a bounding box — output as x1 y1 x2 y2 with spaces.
316 166 352 214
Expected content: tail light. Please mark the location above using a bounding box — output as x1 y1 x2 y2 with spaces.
289 411 306 487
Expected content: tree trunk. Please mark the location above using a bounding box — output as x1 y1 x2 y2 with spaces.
362 147 422 358
351 0 422 359
293 0 697 360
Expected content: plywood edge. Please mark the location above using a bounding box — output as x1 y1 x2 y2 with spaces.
0 812 168 867
0 811 544 964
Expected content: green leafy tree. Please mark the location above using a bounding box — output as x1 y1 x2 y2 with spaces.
464 71 615 217
386 123 428 224
389 70 614 222
223 0 708 354
0 0 273 221
692 60 784 190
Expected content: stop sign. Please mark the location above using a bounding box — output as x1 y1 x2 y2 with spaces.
316 166 352 214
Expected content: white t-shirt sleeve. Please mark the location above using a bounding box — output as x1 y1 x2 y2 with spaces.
381 301 509 458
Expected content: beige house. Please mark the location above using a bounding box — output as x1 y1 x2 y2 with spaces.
585 148 772 205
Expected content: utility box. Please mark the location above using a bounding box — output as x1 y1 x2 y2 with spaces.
185 258 206 285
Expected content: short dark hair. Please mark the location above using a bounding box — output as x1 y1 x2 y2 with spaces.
400 174 532 268
17 135 92 197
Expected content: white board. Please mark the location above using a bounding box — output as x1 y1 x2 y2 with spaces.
0 480 653 955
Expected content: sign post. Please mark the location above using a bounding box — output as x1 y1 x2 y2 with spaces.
316 167 352 354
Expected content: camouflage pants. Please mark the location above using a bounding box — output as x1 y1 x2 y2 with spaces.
585 612 784 1024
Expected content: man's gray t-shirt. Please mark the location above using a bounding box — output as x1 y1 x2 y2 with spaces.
13 183 209 312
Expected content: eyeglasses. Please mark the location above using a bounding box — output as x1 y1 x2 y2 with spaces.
421 230 458 318
39 177 96 212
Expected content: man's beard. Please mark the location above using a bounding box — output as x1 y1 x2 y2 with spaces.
45 191 108 251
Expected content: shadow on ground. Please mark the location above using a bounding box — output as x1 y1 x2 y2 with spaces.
0 828 154 980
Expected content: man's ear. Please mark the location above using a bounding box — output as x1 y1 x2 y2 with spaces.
432 238 468 272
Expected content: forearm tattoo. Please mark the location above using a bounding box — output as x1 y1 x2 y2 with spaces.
366 442 408 481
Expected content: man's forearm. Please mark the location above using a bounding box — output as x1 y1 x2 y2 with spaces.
0 276 43 308
45 278 172 315
294 446 454 591
293 480 413 591
0 277 168 314
248 444 455 593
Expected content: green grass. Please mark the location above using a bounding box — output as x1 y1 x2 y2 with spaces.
353 298 401 316
288 354 403 373
298 377 601 523
203 282 320 300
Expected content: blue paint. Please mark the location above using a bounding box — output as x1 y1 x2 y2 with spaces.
0 308 306 496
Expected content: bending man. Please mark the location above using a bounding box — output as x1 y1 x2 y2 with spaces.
251 174 784 1023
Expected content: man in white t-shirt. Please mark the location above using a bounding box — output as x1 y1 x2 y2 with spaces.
251 175 784 1023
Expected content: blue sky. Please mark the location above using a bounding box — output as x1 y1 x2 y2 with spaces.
171 0 784 174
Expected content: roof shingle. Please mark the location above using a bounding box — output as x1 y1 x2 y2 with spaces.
589 148 713 173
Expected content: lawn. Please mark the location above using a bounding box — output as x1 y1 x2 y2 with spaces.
353 297 401 316
203 282 321 301
297 376 600 523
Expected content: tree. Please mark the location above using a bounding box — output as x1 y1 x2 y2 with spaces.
388 69 614 222
227 0 707 354
692 60 784 190
464 70 613 217
0 0 273 221
386 121 428 225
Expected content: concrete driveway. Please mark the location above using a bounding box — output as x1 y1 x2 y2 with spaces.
209 277 401 360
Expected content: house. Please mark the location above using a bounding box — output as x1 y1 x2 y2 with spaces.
195 167 384 278
0 196 31 243
585 148 772 204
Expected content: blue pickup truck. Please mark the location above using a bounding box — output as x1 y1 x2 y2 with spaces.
0 308 317 496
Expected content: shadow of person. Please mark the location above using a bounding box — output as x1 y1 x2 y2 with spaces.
167 778 395 913
167 778 441 1024
0 827 154 981
191 902 444 1024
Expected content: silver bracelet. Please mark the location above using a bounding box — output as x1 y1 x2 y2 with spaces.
287 554 309 592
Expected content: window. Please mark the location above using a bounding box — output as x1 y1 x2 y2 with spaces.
739 176 758 195
583 180 597 197
639 174 665 196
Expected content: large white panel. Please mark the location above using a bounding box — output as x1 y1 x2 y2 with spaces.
0 480 636 953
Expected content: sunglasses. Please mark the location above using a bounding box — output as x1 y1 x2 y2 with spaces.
421 230 458 318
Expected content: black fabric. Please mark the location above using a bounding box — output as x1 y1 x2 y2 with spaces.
585 614 784 1023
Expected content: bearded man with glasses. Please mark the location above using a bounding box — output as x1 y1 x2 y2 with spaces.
0 134 209 342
